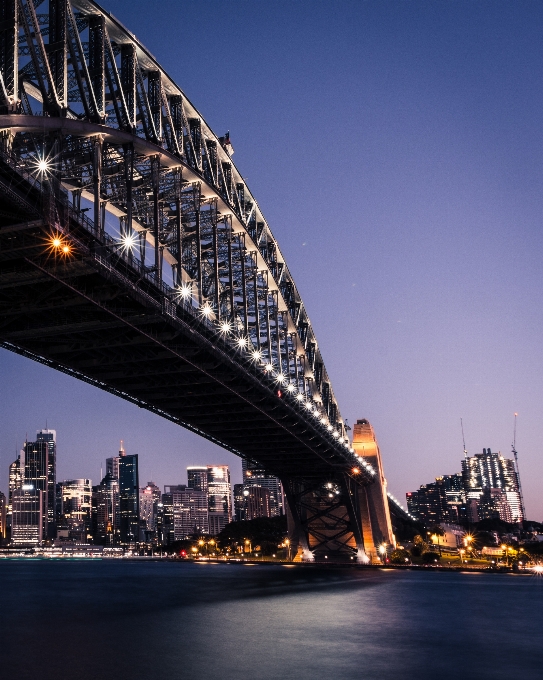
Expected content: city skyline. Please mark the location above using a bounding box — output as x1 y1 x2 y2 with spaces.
1 0 543 518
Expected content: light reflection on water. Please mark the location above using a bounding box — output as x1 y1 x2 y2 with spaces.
0 561 541 680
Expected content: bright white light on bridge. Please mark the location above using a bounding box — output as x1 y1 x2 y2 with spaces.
286 384 295 393
333 431 340 438
177 284 192 300
32 153 53 177
237 337 247 348
350 448 355 454
220 321 232 334
200 303 213 318
121 233 136 250
275 372 286 383
327 424 333 431
251 350 262 361
265 363 273 372
296 393 304 401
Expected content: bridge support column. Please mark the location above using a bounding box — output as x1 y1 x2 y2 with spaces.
283 478 360 562
352 419 395 562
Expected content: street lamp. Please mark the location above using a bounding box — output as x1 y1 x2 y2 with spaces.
285 538 290 561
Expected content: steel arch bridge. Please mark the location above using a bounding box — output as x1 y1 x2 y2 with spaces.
0 0 405 561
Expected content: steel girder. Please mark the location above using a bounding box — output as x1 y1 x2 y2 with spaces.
0 0 344 433
0 2 385 551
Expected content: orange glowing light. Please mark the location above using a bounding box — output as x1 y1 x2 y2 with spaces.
62 244 71 254
52 238 62 248
352 467 360 474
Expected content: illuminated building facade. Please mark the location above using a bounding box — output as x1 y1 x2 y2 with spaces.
461 449 523 523
164 484 209 540
140 482 161 541
11 486 43 547
36 429 57 537
58 479 92 542
241 459 284 517
118 444 139 546
206 465 232 535
92 473 120 545
187 467 208 493
234 484 272 520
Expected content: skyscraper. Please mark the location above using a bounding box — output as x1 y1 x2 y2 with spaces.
242 459 284 517
11 485 43 547
187 467 208 493
139 482 161 541
118 443 139 546
234 483 272 521
163 484 209 540
206 465 232 535
91 472 119 545
58 479 92 542
36 429 57 537
461 448 523 523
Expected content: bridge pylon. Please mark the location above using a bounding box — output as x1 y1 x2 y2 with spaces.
284 418 395 563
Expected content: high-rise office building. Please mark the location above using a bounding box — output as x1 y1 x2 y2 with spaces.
36 429 57 536
206 465 232 535
139 482 161 540
187 467 208 493
91 473 119 545
234 485 271 521
7 454 22 530
58 479 92 542
118 443 139 546
461 449 523 523
106 454 121 481
17 431 56 540
11 486 43 547
163 484 209 540
242 459 284 517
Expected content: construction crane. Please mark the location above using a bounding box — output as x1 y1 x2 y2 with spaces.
511 413 526 522
460 418 468 458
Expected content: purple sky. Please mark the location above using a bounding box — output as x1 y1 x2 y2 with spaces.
1 0 542 518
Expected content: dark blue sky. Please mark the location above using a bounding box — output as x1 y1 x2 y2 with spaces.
2 0 543 517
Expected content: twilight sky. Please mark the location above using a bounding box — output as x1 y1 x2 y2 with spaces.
1 0 543 518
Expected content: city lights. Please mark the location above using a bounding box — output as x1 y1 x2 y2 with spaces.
220 321 232 334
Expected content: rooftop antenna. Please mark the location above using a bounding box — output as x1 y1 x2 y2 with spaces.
512 413 526 521
460 418 468 458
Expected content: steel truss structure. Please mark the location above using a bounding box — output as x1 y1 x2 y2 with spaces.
0 0 411 559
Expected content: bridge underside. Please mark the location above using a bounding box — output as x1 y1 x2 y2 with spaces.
0 157 357 485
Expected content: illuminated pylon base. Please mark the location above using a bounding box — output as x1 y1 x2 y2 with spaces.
284 419 396 563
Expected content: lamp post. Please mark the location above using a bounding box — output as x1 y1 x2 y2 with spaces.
285 538 291 562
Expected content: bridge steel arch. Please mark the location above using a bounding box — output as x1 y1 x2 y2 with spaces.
0 0 403 561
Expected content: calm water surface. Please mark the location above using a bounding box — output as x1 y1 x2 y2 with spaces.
0 560 541 680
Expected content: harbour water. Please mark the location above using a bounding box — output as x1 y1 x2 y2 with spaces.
0 560 541 680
